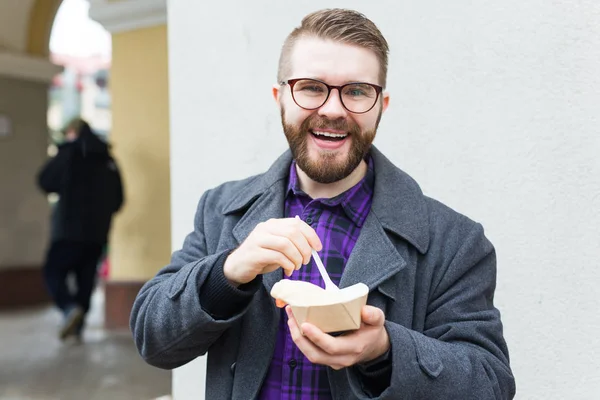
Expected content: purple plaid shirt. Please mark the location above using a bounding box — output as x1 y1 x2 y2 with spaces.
258 157 374 400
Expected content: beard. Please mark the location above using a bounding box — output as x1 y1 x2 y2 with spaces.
281 109 381 184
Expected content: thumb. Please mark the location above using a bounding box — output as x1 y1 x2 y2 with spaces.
361 305 385 326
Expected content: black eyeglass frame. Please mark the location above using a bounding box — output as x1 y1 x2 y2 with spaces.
280 78 383 114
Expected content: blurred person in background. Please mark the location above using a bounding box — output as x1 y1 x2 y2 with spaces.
37 117 124 341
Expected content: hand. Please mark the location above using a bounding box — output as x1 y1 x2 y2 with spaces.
287 305 390 370
223 218 322 286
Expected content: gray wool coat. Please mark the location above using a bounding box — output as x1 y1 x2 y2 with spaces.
130 146 516 399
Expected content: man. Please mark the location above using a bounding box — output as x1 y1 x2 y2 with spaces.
131 9 515 399
38 118 124 341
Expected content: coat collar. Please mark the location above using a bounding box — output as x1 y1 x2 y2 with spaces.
223 146 430 254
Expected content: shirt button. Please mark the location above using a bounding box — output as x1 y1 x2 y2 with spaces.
305 217 313 225
288 359 297 369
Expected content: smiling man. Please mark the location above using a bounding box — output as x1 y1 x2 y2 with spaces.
131 9 515 399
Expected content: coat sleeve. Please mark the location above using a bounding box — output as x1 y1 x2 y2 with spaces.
344 223 516 399
130 190 257 370
37 146 72 193
108 158 124 213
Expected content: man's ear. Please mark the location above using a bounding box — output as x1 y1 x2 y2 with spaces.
381 92 390 113
273 84 281 106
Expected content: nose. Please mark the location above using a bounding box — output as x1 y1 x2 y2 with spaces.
317 89 348 119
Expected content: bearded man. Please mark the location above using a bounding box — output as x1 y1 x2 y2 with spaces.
131 8 515 400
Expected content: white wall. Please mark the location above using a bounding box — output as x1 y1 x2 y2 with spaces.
168 1 600 399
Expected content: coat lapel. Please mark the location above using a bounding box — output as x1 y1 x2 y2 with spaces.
339 211 406 291
340 146 430 293
224 150 293 294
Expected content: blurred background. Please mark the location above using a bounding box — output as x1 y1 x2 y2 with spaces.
1 0 599 399
1 0 170 399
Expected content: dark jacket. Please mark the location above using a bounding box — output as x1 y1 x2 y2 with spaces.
38 126 124 244
130 147 515 399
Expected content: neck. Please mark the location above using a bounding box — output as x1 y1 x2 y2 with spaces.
296 160 368 199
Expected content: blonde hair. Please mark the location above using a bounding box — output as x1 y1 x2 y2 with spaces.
278 9 390 87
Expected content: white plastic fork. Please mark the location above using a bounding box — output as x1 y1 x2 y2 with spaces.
295 215 339 291
311 249 340 291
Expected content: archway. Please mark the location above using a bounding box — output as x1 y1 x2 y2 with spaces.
26 0 63 57
47 0 112 140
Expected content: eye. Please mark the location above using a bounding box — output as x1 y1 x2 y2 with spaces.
344 84 373 97
347 88 366 96
298 84 325 93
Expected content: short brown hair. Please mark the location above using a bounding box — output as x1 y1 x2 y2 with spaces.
278 9 390 88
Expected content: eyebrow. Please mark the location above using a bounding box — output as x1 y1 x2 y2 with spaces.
305 77 377 85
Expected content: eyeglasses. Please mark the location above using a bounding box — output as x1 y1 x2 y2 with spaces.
280 78 383 114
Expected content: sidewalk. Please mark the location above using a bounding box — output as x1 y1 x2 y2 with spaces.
0 287 171 400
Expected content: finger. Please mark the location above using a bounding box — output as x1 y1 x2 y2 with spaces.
291 217 323 252
301 323 357 356
262 264 295 277
285 305 297 324
258 234 303 270
266 216 316 268
361 305 385 326
286 307 339 366
263 264 294 276
256 248 296 276
279 226 313 266
286 306 307 341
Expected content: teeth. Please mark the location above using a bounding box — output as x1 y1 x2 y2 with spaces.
312 131 347 138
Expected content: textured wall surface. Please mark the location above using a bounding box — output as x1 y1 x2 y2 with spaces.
0 76 50 268
168 1 600 398
109 24 171 281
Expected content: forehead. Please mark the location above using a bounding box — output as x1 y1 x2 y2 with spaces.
289 36 380 85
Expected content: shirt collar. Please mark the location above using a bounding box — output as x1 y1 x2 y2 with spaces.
223 146 430 254
286 156 375 228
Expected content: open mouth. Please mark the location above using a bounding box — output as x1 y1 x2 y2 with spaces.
310 130 348 142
